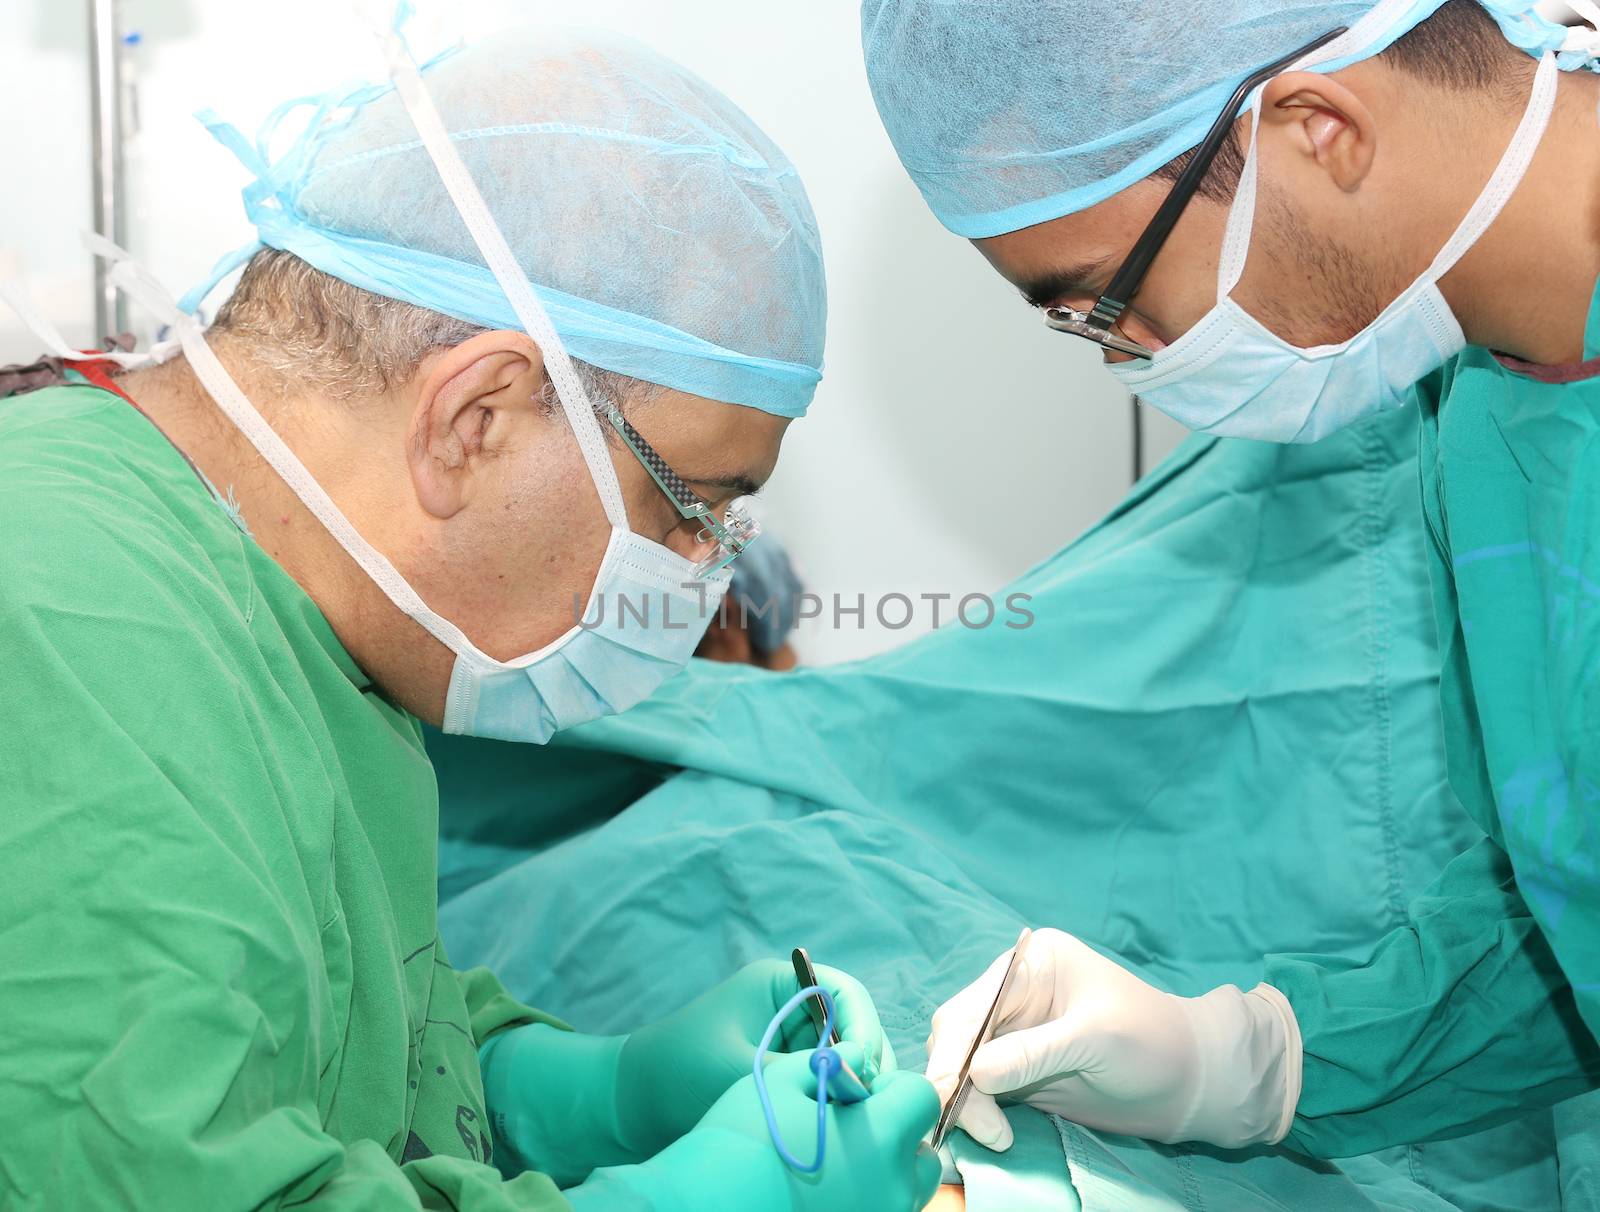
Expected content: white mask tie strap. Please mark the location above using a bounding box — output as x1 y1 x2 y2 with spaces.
380 27 630 533
0 267 150 369
1215 98 1264 301
86 231 497 663
1425 51 1558 282
1216 47 1558 303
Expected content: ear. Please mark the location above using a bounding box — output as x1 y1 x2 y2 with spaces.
406 330 548 520
1258 70 1377 193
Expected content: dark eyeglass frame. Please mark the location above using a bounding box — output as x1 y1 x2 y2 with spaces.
1044 27 1348 360
602 404 760 578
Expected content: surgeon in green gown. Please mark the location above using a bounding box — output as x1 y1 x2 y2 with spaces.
863 0 1600 1160
0 25 939 1212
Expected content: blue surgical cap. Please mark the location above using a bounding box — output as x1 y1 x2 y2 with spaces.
861 0 1586 238
194 28 826 417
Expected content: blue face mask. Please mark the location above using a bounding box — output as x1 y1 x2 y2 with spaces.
1110 49 1558 444
442 527 729 743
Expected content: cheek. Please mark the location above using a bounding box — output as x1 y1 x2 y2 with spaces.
471 531 615 660
510 496 614 637
1145 258 1221 345
421 475 620 661
1118 266 1213 350
619 475 682 543
1136 201 1230 342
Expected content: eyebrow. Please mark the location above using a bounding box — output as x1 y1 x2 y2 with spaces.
688 471 764 499
1017 253 1120 310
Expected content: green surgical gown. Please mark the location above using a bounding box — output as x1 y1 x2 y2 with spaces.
1268 284 1600 1157
0 384 571 1209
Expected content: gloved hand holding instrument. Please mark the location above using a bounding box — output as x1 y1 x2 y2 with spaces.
925 927 1302 1151
484 953 940 1210
567 1044 940 1212
480 957 894 1181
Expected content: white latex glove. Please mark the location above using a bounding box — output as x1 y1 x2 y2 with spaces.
925 928 1302 1151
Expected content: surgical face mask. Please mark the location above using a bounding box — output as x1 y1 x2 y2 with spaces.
79 28 730 745
443 527 727 742
1109 48 1560 444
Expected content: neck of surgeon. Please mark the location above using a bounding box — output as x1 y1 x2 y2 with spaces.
1432 62 1600 363
122 349 456 720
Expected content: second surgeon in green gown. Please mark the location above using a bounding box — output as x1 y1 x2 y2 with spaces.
864 0 1600 1161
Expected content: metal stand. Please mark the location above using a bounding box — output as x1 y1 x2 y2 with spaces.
89 0 126 341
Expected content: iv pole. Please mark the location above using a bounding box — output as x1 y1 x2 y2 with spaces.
88 0 127 341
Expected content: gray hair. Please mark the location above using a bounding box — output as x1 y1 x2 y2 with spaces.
209 247 660 414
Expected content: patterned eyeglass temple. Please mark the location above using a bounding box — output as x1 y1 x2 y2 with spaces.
608 407 705 513
602 404 761 577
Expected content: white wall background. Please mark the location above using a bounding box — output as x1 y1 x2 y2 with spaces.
0 0 1188 663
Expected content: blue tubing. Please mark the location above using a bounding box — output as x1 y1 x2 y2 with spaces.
754 985 844 1173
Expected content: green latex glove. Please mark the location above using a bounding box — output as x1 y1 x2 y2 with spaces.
479 959 892 1184
564 1046 941 1212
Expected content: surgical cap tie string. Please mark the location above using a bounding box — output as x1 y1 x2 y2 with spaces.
178 51 451 317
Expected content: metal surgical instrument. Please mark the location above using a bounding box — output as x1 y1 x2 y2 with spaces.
931 926 1033 1150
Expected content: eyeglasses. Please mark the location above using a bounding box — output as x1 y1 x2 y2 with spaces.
603 404 761 578
1044 27 1348 360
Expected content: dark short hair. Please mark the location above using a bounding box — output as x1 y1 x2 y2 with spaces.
1382 0 1531 92
1151 0 1530 204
